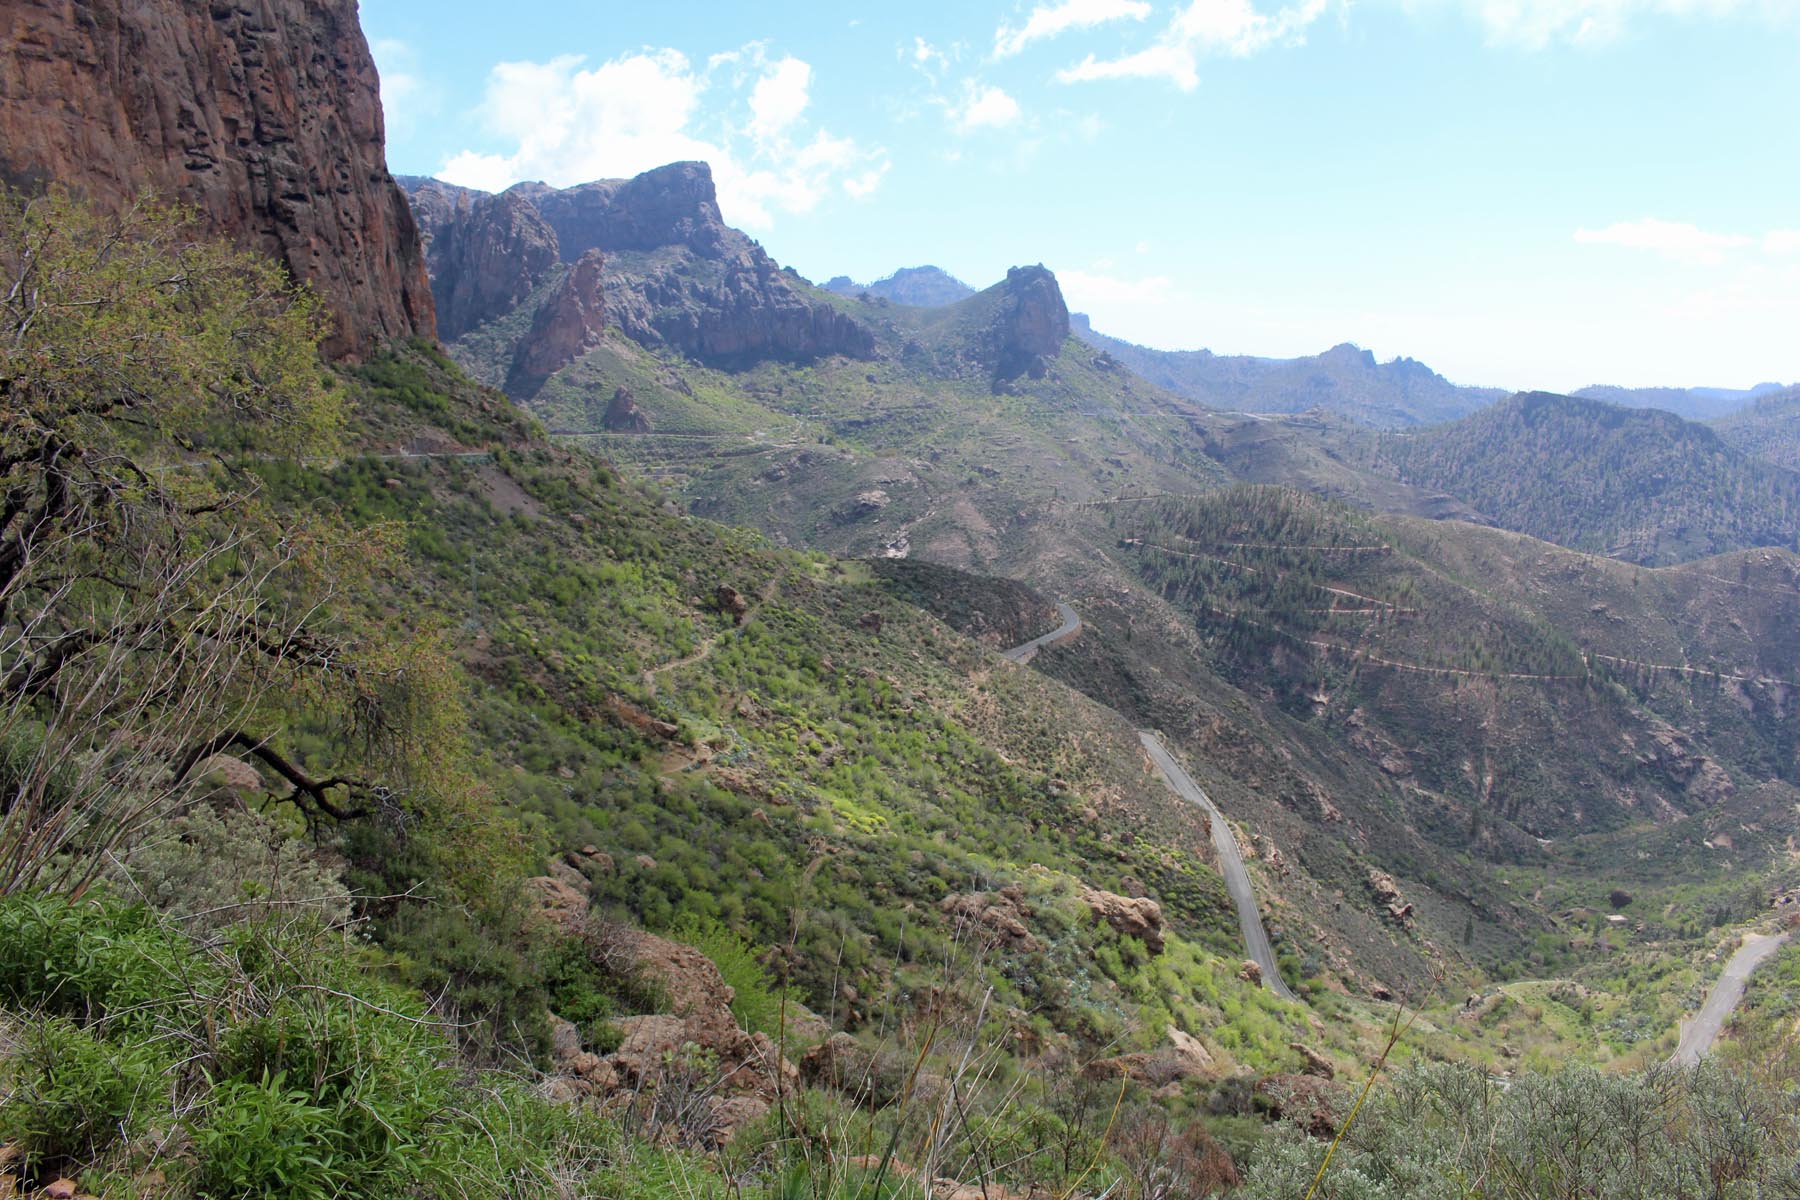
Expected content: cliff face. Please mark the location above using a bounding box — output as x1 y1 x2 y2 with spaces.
508 249 606 397
430 190 560 341
985 265 1069 382
517 163 729 258
403 161 873 386
0 0 435 357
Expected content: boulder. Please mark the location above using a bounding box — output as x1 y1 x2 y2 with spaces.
1079 885 1165 954
938 888 1038 951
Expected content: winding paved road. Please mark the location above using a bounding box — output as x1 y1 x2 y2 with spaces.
1000 602 1081 664
1139 732 1298 1001
1000 604 1295 1000
1671 930 1791 1065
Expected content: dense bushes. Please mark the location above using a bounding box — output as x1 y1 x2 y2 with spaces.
0 893 610 1196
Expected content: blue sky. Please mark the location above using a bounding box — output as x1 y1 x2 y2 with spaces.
361 0 1800 392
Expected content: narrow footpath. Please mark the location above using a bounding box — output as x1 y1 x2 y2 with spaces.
1671 930 1791 1065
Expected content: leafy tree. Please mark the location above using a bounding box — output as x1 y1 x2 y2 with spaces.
0 190 449 894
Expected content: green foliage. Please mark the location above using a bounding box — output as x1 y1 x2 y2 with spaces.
105 805 352 933
190 1076 347 1200
0 891 623 1198
0 1017 166 1175
671 913 786 1036
1238 1059 1800 1199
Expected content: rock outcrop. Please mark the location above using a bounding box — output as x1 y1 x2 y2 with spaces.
938 886 1038 951
1079 885 1165 954
507 249 605 397
517 162 728 259
603 386 652 432
984 265 1069 383
430 190 561 340
0 0 435 357
401 161 874 386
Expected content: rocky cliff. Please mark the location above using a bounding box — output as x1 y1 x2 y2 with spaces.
508 249 606 397
429 190 561 341
515 163 728 258
984 265 1070 382
0 0 435 357
402 161 873 384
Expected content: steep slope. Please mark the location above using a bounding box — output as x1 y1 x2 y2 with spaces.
823 265 977 307
1381 392 1800 564
1073 316 1503 428
1713 385 1800 471
0 0 434 356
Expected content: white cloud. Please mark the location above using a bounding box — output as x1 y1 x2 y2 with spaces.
1435 0 1788 48
995 0 1154 58
1056 0 1330 89
1764 229 1800 255
953 83 1024 131
749 57 811 142
371 37 435 141
1573 218 1753 265
437 47 884 229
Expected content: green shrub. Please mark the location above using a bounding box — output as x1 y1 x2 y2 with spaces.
107 805 352 934
0 893 202 1025
191 1075 345 1200
670 914 786 1037
0 1017 166 1175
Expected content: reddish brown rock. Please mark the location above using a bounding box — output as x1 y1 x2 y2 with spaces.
1080 885 1165 954
0 0 435 357
508 248 605 396
603 386 652 432
430 188 560 340
939 887 1038 951
403 161 875 371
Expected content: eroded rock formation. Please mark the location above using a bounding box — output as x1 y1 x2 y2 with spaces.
508 249 605 396
431 190 560 341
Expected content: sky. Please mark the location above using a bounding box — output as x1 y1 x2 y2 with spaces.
361 0 1800 392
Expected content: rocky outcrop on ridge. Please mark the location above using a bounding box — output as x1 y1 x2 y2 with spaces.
983 265 1070 383
507 249 605 397
401 161 874 387
429 189 561 341
0 0 435 357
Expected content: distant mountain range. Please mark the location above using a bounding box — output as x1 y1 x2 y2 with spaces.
1070 315 1505 429
1572 382 1792 422
821 265 977 307
1381 391 1800 564
1711 385 1800 471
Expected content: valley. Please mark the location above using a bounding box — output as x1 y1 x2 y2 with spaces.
0 1 1796 1197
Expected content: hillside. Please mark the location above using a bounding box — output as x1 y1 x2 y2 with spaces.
9 0 1800 1191
1713 384 1800 470
1072 316 1504 428
1379 391 1800 564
